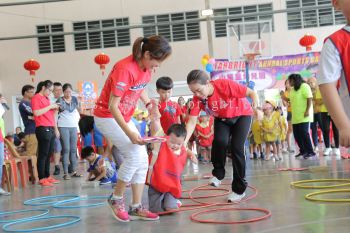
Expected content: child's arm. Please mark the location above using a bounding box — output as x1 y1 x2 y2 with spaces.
86 171 93 181
319 83 350 147
94 166 107 181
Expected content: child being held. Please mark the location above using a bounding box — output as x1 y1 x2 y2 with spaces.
81 146 118 185
147 100 197 213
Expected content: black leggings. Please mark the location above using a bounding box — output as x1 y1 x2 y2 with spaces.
211 115 252 194
36 126 55 180
320 112 339 148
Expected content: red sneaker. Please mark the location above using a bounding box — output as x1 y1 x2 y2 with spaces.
107 195 130 222
39 179 53 187
128 205 159 221
46 176 60 184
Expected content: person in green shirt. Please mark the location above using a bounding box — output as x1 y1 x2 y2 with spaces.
288 74 316 159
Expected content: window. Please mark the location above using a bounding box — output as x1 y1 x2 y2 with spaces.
213 3 274 38
142 11 200 42
73 17 130 51
37 24 65 54
286 0 347 30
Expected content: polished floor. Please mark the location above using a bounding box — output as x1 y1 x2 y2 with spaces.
1 148 350 233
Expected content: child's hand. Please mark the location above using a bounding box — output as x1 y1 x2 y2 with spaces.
339 127 350 147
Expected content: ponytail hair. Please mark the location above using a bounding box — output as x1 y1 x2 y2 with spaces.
132 35 172 63
35 80 53 94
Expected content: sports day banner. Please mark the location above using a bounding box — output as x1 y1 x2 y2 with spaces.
211 52 320 90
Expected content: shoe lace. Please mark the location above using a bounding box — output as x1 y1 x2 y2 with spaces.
112 198 126 211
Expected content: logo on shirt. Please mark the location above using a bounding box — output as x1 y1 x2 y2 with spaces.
164 105 176 116
129 83 147 91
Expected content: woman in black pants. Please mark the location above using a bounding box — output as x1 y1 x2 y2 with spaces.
184 70 258 203
31 80 60 186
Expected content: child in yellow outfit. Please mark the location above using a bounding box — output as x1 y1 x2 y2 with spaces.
261 101 280 161
251 108 265 159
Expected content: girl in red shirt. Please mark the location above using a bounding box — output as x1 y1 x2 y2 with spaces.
94 36 171 222
195 111 214 163
31 80 61 187
185 70 258 203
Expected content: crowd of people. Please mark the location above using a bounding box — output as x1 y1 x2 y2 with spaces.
0 1 349 226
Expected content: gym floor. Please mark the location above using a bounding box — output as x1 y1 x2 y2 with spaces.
1 150 350 233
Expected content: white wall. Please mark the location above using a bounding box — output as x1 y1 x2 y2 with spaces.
0 0 344 131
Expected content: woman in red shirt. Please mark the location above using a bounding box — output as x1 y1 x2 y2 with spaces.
31 80 60 187
185 70 258 203
94 35 171 222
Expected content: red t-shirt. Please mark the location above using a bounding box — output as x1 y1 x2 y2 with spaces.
190 79 253 118
180 105 187 124
94 55 151 122
158 100 182 133
195 117 214 147
31 93 56 127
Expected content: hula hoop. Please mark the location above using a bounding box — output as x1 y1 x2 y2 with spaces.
2 215 81 232
23 194 80 206
53 196 108 208
305 189 350 202
190 207 271 224
182 187 231 199
0 209 49 223
290 179 350 189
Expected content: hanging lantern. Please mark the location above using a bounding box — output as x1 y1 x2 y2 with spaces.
94 53 110 75
23 59 40 82
299 34 317 51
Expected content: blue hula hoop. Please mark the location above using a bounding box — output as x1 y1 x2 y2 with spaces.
2 215 81 232
23 194 80 206
53 195 109 209
0 209 50 223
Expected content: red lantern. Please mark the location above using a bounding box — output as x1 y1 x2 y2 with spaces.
299 34 317 51
94 53 110 75
24 59 40 82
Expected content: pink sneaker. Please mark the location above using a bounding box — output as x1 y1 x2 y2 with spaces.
128 205 159 221
107 195 130 222
46 176 60 184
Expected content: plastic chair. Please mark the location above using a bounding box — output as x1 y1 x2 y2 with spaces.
4 138 38 186
1 163 12 192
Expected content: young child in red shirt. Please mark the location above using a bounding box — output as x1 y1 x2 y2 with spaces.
318 0 350 153
156 77 182 133
195 111 214 163
147 101 197 213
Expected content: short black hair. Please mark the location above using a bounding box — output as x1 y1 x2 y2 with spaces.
62 83 73 92
18 132 25 140
156 76 173 90
81 146 95 159
53 82 62 87
21 85 34 96
167 124 187 138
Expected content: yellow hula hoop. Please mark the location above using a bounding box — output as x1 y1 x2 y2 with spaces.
290 179 350 189
305 189 350 202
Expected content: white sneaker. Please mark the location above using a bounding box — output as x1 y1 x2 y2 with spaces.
0 188 11 196
314 146 319 152
228 192 246 203
323 148 332 156
209 176 221 187
333 148 341 156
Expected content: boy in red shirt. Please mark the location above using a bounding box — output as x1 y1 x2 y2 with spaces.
147 101 197 213
156 77 182 133
195 111 214 163
318 0 350 153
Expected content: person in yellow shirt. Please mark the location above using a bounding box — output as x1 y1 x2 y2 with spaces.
308 78 340 156
280 79 294 153
250 108 265 159
261 101 280 161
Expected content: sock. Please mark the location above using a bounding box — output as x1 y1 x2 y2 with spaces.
131 203 141 209
111 194 123 200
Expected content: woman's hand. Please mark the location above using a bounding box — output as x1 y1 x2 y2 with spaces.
54 128 60 138
50 103 60 110
128 132 146 145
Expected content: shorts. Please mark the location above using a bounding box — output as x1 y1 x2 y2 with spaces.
54 137 62 153
83 124 103 147
94 117 148 184
148 186 178 213
287 112 292 122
